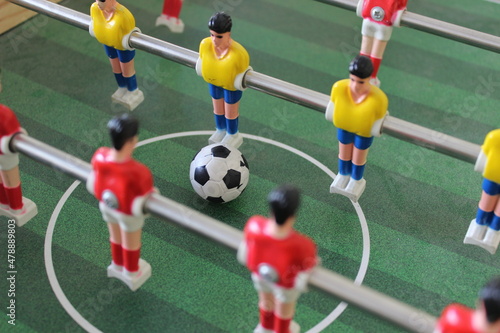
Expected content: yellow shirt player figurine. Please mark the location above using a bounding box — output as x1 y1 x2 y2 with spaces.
90 0 144 111
464 129 500 254
325 55 388 202
196 12 251 149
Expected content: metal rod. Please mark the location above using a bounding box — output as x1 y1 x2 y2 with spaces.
5 0 483 164
315 0 500 54
9 132 437 332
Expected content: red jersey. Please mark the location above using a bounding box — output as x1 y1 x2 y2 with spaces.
437 304 479 333
0 104 22 155
361 0 408 26
244 215 317 288
91 147 154 215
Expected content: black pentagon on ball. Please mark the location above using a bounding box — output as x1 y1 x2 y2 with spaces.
193 166 210 186
207 196 225 203
211 145 231 158
223 169 241 189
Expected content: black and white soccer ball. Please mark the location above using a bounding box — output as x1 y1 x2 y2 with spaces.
189 144 250 203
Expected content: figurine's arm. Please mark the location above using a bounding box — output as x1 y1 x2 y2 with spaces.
233 66 252 91
236 240 247 265
0 128 26 155
121 27 141 51
233 48 251 91
370 110 389 137
131 187 158 217
325 101 334 122
356 0 364 18
475 149 487 174
392 7 406 27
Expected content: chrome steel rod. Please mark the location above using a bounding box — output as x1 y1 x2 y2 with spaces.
316 0 500 54
9 132 437 332
5 0 483 164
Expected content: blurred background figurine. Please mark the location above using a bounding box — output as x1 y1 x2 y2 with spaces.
436 276 500 333
238 184 318 333
156 0 184 33
357 0 408 86
464 129 500 254
196 12 251 149
87 114 155 291
325 55 388 202
0 104 38 226
90 0 144 111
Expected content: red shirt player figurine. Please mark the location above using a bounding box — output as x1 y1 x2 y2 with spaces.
238 185 318 333
436 277 500 333
87 114 155 291
357 0 408 86
156 0 184 33
0 104 38 226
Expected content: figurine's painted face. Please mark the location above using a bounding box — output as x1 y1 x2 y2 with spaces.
96 0 114 11
349 74 370 96
210 30 231 49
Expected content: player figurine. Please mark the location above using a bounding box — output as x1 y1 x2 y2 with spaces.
90 0 144 111
436 276 500 333
464 129 500 254
87 114 155 291
325 55 388 202
237 184 318 333
156 0 184 33
357 0 408 86
0 104 38 226
196 12 251 149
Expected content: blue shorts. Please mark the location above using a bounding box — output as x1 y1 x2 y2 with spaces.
208 84 243 105
337 129 373 150
104 45 135 63
482 178 500 196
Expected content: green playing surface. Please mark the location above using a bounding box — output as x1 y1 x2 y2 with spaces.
1 0 500 332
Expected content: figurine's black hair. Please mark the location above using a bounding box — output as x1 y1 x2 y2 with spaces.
349 55 374 79
479 277 500 323
208 12 232 34
107 114 139 151
268 184 300 225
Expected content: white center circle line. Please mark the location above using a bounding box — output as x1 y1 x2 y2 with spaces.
44 131 371 333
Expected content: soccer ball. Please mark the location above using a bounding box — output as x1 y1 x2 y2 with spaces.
190 144 250 203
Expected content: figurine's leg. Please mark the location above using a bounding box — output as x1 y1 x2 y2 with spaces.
331 129 353 191
274 300 298 333
221 90 243 148
121 228 142 275
369 39 388 80
0 173 10 209
1 166 23 212
104 46 127 99
465 180 498 247
360 35 374 57
117 51 144 111
209 85 226 144
107 222 123 272
156 0 184 32
256 291 275 333
481 194 500 253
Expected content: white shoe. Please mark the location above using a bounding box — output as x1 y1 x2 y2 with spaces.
107 262 123 279
8 197 38 227
111 87 127 100
120 259 151 291
156 15 185 33
464 219 487 246
370 77 380 87
330 174 350 192
208 130 226 144
253 324 273 333
113 89 144 111
221 132 243 149
290 321 301 333
480 228 500 254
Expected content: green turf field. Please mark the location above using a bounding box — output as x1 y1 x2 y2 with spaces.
1 0 500 332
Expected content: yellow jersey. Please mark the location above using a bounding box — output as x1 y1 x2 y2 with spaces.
482 129 500 183
330 79 388 137
199 37 250 91
91 3 135 51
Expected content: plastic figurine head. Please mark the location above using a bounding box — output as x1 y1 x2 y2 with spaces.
107 114 139 151
475 277 500 331
208 12 232 34
349 55 373 80
96 0 116 12
268 184 301 226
